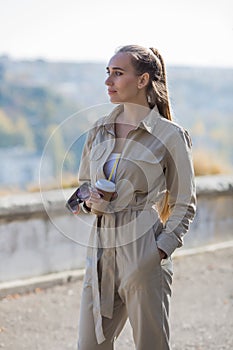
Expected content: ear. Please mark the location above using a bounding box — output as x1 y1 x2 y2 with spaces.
137 72 150 89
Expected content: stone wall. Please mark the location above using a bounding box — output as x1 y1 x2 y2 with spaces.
0 175 232 283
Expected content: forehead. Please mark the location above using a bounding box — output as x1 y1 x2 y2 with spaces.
107 52 134 70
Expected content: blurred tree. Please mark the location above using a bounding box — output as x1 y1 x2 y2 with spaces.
46 124 74 177
0 109 35 148
16 117 35 150
0 109 17 147
192 120 205 136
0 63 5 81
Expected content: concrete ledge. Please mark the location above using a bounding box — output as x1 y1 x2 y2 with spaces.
195 175 233 196
174 239 233 257
0 175 232 221
0 269 85 299
0 175 232 284
0 189 73 221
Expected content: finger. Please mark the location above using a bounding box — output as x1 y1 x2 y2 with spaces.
86 193 103 205
90 196 103 203
90 191 102 200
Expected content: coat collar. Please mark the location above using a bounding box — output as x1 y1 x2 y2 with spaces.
103 104 161 136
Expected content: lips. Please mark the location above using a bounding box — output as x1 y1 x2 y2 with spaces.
108 89 117 95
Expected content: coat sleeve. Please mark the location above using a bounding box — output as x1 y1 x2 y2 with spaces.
156 127 197 257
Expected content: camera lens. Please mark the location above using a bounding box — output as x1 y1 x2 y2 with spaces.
77 183 91 200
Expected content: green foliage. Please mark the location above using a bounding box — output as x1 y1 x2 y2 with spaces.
0 109 35 148
0 81 79 151
45 124 75 177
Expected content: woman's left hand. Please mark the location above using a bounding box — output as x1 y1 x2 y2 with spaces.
158 248 167 260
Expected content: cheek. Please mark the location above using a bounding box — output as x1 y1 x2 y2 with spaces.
121 78 138 93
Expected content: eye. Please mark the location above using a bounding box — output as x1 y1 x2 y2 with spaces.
114 71 123 77
105 70 123 77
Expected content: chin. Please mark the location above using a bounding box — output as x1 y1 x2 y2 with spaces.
111 101 121 105
109 97 121 104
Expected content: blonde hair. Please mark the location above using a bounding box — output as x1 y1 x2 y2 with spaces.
116 45 172 121
116 45 172 222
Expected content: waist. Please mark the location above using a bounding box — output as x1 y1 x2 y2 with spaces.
101 203 156 215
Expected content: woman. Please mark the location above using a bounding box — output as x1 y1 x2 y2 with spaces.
77 45 196 350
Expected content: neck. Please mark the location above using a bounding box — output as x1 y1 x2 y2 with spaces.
119 103 151 125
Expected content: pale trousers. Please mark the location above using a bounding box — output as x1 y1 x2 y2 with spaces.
78 232 173 350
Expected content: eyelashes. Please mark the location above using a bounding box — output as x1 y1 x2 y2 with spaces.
106 70 123 77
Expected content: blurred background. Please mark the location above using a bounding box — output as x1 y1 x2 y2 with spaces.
0 0 232 194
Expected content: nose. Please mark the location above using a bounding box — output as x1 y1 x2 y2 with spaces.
105 75 113 86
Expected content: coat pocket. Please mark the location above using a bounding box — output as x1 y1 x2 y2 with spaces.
90 144 106 161
90 145 107 183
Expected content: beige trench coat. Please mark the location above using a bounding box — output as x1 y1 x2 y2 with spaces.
78 105 196 345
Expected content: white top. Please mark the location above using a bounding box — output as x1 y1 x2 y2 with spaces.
103 153 121 183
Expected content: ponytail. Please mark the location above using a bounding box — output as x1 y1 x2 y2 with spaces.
157 191 170 223
149 48 171 222
149 47 172 122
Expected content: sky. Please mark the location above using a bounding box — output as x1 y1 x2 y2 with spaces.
0 0 233 67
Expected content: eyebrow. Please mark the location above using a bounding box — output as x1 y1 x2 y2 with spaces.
106 66 126 71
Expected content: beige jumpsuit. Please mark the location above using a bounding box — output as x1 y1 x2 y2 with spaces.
77 105 196 350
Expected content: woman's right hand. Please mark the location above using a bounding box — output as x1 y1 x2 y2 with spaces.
85 188 103 209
